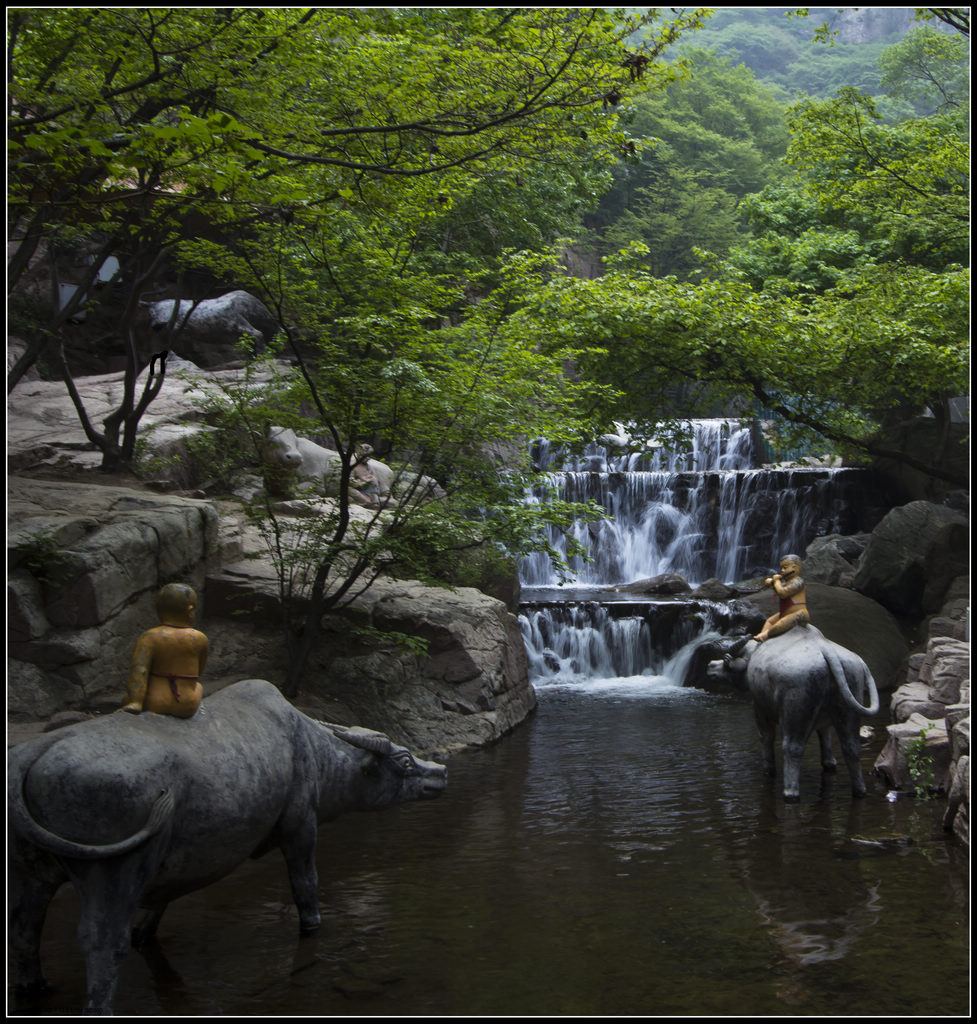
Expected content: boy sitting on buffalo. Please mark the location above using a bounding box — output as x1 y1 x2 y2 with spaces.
120 583 208 718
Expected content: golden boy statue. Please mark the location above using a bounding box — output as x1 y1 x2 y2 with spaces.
753 554 810 643
120 583 208 717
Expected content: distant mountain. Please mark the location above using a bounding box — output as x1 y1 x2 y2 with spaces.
668 7 923 98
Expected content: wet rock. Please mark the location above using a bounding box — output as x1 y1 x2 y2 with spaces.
614 573 692 596
690 578 738 601
943 755 969 842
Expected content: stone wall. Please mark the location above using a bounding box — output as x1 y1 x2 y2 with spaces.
873 619 970 843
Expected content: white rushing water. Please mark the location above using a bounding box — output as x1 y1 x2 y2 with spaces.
519 419 852 588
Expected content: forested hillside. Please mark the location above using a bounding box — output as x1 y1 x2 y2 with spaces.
527 8 969 478
585 7 969 277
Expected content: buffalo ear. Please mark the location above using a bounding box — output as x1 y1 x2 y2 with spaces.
359 753 380 777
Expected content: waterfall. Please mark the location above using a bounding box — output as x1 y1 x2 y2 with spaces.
519 601 736 686
520 420 866 589
518 419 878 688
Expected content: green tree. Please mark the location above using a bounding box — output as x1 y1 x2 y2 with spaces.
877 23 970 113
207 250 616 695
517 251 968 485
783 88 968 269
511 11 970 482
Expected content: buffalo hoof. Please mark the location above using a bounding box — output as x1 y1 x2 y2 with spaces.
822 763 838 773
783 793 801 803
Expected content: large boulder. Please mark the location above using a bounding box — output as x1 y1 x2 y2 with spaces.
803 533 871 588
6 358 290 481
204 558 536 756
7 477 537 756
853 501 969 618
7 337 40 382
143 291 278 367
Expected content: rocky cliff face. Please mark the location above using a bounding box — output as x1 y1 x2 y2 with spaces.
204 550 536 755
8 479 219 719
7 361 537 756
832 7 916 44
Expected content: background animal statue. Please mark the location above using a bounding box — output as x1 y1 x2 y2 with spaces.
263 426 445 508
263 426 381 506
8 679 447 1014
706 626 879 801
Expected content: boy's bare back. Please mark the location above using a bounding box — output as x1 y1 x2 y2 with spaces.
121 584 208 718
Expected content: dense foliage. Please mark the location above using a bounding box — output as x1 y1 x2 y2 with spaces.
581 48 790 276
667 7 927 99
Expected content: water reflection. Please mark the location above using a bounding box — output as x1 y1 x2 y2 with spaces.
20 684 969 1017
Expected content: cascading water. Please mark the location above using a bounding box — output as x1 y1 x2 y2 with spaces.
518 419 878 688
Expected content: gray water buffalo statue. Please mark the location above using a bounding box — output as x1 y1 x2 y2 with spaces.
8 678 447 1014
707 626 879 801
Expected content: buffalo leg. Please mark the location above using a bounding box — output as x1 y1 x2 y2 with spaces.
834 715 867 798
782 734 808 802
280 816 321 934
754 707 777 778
817 728 838 772
75 878 138 1013
8 850 66 996
132 901 169 948
67 842 164 1014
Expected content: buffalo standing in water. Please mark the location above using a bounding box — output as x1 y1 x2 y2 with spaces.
708 627 879 801
8 679 447 1014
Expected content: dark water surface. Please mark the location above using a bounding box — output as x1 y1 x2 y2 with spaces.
21 679 970 1017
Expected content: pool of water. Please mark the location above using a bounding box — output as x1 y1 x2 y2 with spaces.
16 679 970 1016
